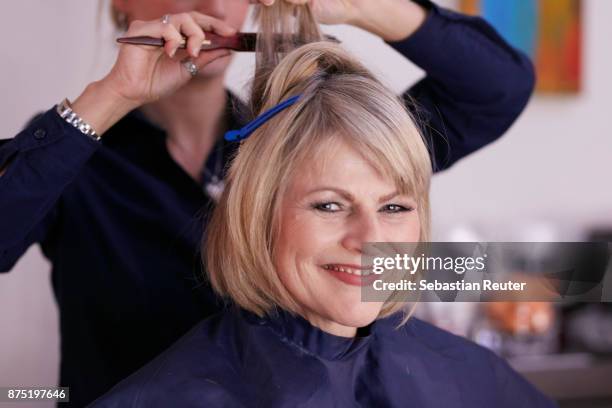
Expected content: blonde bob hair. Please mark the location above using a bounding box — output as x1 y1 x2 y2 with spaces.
205 41 432 321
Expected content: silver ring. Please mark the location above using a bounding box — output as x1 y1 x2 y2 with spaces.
182 59 198 76
161 14 171 24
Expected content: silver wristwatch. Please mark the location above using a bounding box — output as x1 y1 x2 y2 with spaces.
56 98 100 141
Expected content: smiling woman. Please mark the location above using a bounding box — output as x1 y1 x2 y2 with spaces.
206 41 431 338
90 36 554 408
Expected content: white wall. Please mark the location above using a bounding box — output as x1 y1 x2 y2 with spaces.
1 1 611 406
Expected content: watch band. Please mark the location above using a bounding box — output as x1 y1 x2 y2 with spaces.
56 98 100 141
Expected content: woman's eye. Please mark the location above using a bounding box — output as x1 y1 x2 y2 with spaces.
380 204 413 213
312 202 342 212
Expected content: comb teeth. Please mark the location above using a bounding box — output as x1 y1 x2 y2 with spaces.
239 33 258 50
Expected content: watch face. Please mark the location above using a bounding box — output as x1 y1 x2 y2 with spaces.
56 99 99 140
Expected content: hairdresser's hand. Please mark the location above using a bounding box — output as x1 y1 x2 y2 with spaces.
280 0 360 25
103 12 235 105
70 12 236 135
283 0 428 42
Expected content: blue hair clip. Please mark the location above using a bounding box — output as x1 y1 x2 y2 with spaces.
225 95 301 142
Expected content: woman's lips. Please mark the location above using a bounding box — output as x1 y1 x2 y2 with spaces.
321 264 377 287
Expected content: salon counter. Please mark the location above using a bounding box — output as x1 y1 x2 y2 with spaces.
511 353 612 407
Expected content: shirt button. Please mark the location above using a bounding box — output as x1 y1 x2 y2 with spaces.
33 128 47 140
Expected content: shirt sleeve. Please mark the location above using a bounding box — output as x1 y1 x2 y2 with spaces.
388 0 536 171
0 107 100 272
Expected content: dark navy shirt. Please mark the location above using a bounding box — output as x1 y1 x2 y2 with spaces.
91 309 557 408
0 1 535 406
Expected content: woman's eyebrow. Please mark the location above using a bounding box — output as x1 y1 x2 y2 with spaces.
378 191 400 203
305 187 354 201
305 187 406 203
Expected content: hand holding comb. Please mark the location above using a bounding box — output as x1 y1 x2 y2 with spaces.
117 32 339 53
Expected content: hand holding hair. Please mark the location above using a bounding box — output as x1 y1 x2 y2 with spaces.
280 0 428 41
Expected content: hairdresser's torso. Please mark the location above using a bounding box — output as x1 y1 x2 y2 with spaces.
42 100 242 405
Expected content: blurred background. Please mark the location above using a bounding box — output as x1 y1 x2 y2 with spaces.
0 0 611 407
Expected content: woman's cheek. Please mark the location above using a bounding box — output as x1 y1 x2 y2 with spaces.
304 214 346 237
384 214 421 242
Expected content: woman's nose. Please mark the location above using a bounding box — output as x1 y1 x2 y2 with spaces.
341 212 382 253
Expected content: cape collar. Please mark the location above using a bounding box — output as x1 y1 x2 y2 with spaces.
241 308 384 361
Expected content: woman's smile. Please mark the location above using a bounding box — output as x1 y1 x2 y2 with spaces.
321 264 377 287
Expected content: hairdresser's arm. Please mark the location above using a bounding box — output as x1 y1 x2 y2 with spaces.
0 112 98 272
370 0 535 171
0 12 238 272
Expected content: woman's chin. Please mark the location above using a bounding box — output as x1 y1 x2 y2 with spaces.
196 54 232 79
328 302 383 332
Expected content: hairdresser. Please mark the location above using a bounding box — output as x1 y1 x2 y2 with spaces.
0 0 534 406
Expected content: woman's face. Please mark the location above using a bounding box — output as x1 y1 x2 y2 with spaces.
114 0 251 76
274 138 421 337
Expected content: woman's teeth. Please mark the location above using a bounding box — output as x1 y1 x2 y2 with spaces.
323 265 372 276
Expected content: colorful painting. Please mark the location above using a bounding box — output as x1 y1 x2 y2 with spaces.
461 0 582 93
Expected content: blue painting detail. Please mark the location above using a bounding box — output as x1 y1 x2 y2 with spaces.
481 0 538 57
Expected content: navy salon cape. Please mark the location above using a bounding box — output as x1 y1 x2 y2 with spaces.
91 309 557 407
0 0 535 406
